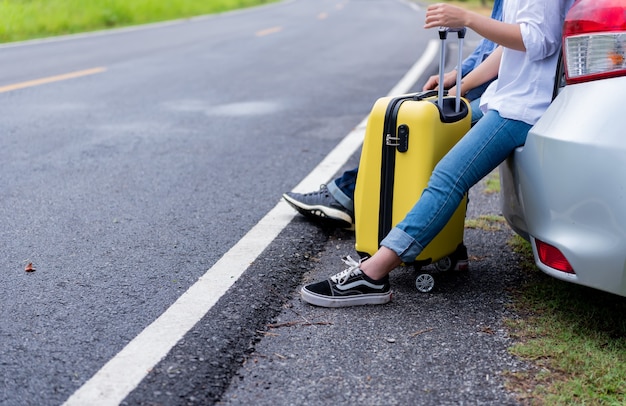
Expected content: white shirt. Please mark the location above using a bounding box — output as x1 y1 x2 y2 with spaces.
480 0 575 125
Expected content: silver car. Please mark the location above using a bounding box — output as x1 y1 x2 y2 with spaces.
500 0 626 297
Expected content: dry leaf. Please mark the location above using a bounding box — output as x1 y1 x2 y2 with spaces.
410 327 435 337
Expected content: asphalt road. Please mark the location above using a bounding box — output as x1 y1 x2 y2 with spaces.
0 0 534 405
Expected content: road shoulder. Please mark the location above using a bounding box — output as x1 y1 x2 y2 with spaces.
222 172 530 405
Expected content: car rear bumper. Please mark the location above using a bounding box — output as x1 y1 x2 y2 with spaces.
500 77 626 297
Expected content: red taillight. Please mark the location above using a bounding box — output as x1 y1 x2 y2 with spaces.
562 0 626 85
535 239 575 274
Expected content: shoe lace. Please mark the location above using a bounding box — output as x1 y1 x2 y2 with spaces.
302 184 329 197
330 255 366 285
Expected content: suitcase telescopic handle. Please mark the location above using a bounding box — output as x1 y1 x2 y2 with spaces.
437 27 467 113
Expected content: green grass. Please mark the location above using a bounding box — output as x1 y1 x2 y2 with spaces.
505 236 626 404
483 170 500 194
0 0 276 43
465 214 505 231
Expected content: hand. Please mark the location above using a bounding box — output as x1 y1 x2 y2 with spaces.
448 81 466 97
422 69 456 91
424 3 468 29
423 70 458 91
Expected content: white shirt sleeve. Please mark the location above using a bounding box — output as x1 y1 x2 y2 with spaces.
518 3 565 62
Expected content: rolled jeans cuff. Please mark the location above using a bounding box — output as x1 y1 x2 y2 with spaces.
327 180 354 212
380 227 423 263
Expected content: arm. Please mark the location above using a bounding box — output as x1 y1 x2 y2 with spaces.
449 46 502 97
425 45 501 94
424 3 525 52
423 44 483 92
459 43 483 77
423 69 459 92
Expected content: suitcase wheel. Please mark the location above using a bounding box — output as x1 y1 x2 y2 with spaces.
433 255 455 273
415 272 436 293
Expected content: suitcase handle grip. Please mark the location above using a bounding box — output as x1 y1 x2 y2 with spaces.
411 90 439 101
438 27 467 40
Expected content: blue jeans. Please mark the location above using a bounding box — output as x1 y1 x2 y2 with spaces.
380 110 532 262
328 98 486 213
327 167 358 212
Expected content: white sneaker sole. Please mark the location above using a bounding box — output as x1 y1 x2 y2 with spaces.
300 287 392 308
282 194 354 229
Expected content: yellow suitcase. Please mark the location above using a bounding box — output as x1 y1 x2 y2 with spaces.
354 29 471 284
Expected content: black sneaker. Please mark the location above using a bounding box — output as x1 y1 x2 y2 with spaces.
301 256 392 307
283 185 354 229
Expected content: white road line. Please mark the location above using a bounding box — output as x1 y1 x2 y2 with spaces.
63 39 438 406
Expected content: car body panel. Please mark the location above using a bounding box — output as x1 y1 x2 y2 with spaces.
500 76 626 296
